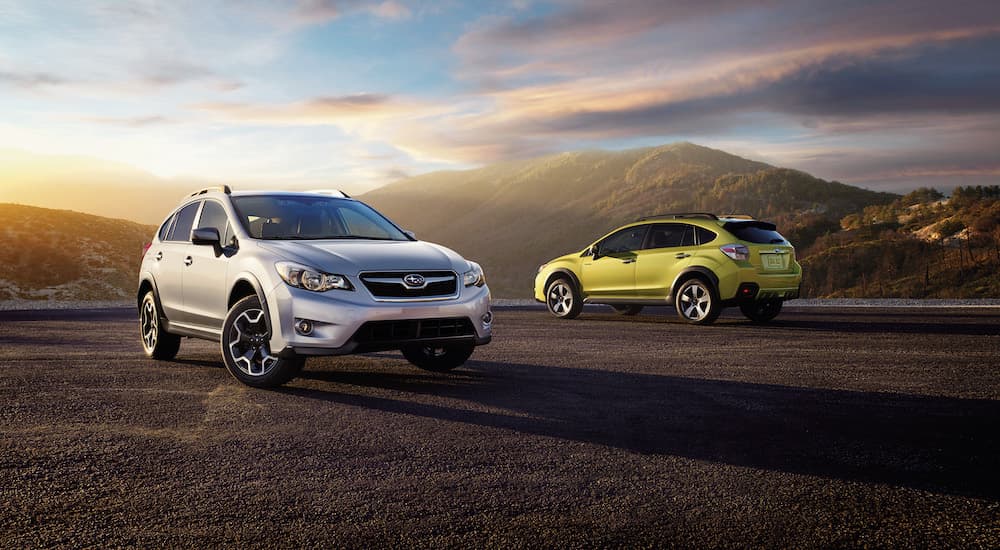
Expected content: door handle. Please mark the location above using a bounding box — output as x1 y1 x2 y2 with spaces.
184 256 193 266
675 253 691 259
622 258 636 264
154 251 163 261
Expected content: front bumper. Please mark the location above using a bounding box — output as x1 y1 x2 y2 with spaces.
265 282 492 357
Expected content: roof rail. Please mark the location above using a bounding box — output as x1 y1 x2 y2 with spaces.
636 212 719 221
187 185 232 198
307 189 351 198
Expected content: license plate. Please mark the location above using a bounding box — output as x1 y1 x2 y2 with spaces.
763 254 785 270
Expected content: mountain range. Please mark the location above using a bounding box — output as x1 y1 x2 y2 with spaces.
361 143 897 297
3 142 997 303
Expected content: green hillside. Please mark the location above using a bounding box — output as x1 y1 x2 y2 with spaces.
362 142 896 297
0 204 156 301
801 186 1000 298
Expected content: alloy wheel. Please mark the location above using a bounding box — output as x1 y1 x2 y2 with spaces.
227 309 278 376
548 282 573 316
140 297 157 352
679 282 712 321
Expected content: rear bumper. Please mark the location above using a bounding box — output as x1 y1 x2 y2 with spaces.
719 263 803 301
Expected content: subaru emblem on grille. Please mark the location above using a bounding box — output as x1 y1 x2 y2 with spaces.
402 274 426 288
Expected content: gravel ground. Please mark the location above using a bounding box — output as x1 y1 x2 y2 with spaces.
1 306 998 547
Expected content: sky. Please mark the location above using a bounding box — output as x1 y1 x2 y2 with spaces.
1 0 998 196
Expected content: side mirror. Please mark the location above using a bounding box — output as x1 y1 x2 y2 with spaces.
192 227 221 246
403 230 416 240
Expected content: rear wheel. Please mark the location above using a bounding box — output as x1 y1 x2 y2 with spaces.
221 295 304 387
610 304 643 316
675 278 720 325
740 299 783 323
139 291 181 360
402 342 475 372
546 277 583 319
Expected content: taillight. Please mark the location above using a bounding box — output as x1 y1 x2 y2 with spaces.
720 243 749 261
141 242 152 259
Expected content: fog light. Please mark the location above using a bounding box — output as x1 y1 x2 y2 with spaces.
481 311 493 326
295 318 314 335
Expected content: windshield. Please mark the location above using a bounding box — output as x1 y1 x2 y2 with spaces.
231 195 411 241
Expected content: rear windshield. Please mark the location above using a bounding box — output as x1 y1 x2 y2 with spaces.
724 221 788 244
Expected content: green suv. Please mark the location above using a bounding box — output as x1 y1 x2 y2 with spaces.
533 213 802 324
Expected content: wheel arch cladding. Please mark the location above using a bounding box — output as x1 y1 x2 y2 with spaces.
671 267 719 298
545 269 582 294
137 279 154 307
228 278 262 309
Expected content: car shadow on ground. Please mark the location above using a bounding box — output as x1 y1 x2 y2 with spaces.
287 359 1000 501
574 309 1000 336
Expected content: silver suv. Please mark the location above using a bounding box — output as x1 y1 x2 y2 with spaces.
137 186 492 387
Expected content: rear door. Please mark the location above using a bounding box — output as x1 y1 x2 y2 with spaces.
581 225 648 298
155 201 201 323
634 223 697 299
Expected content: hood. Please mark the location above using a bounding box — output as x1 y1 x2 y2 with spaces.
255 239 470 275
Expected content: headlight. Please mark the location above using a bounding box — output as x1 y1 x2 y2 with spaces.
463 261 486 287
275 261 353 292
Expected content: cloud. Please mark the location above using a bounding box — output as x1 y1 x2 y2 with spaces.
196 93 435 126
83 115 174 128
0 70 67 89
288 0 411 26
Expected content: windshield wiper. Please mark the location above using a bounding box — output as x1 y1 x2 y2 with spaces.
307 235 401 241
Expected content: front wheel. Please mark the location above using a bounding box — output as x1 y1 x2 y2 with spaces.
402 342 475 372
221 295 304 388
740 299 783 323
675 278 721 325
546 277 583 319
139 291 181 360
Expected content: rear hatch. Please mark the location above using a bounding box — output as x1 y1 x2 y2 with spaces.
722 221 797 274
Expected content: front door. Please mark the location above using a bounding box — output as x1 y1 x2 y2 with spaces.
581 225 648 298
182 200 233 331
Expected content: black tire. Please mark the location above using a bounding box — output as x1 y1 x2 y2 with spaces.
402 342 475 372
674 278 721 325
139 290 181 360
740 299 783 323
545 277 583 319
221 295 304 388
610 304 644 316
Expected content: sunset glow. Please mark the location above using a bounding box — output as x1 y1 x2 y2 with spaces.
1 0 998 206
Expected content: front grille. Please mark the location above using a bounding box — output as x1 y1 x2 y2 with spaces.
360 271 457 300
352 318 475 345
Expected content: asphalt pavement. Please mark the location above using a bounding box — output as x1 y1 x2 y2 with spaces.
1 306 998 547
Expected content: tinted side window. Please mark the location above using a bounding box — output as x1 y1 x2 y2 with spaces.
725 222 787 244
157 214 176 241
600 225 648 254
646 224 694 249
166 202 201 242
696 227 717 245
